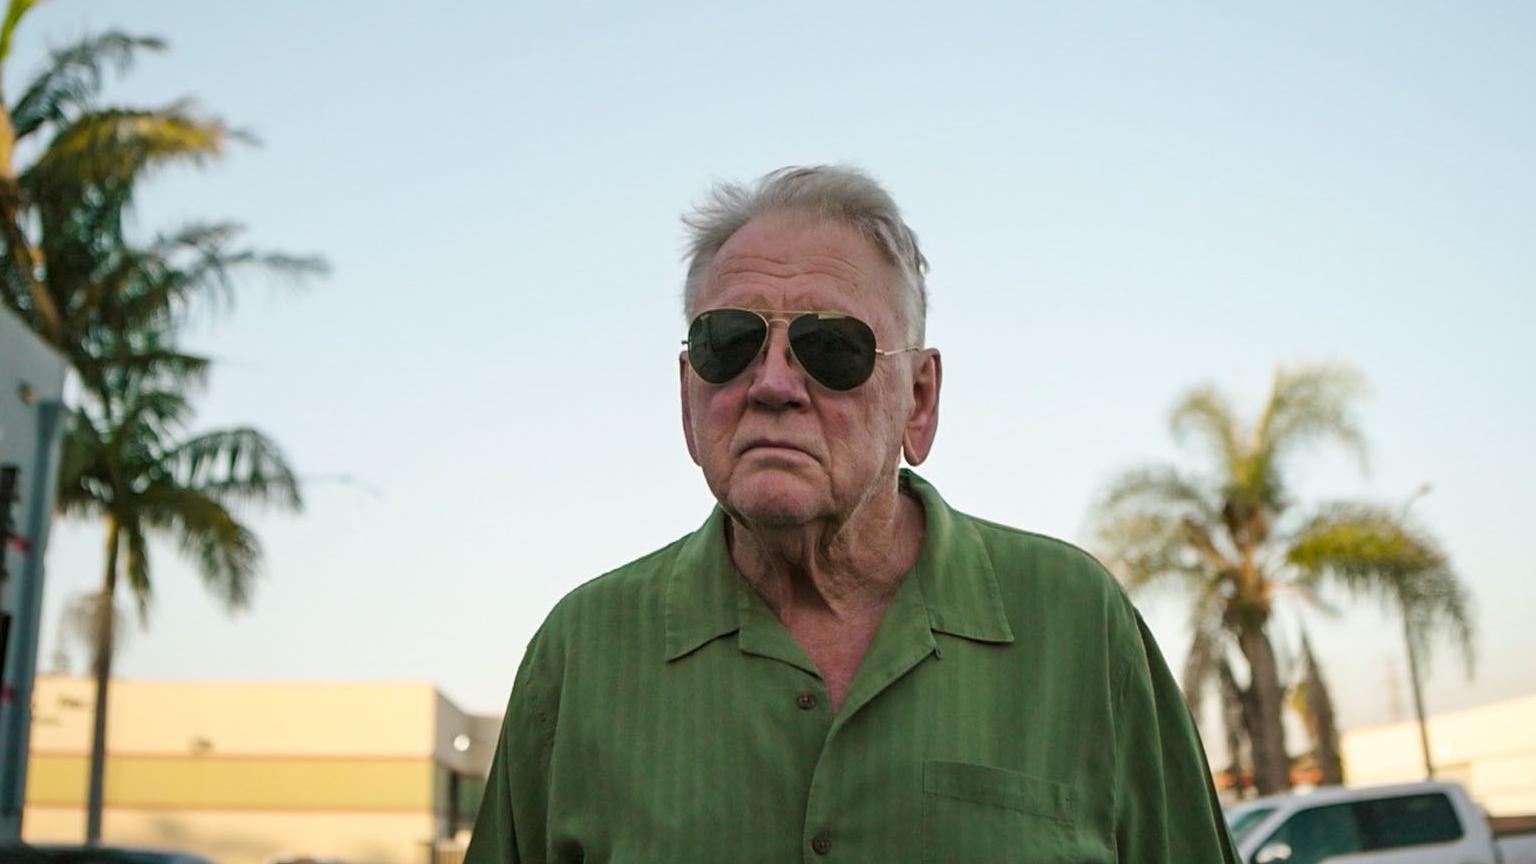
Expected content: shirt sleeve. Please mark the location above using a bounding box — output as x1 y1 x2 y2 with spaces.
465 629 558 864
1112 608 1240 863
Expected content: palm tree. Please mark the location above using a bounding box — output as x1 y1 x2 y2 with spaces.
1091 364 1474 795
55 365 302 843
0 8 323 399
0 5 322 842
1289 498 1474 779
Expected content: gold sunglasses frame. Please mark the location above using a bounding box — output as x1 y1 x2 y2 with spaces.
681 307 922 388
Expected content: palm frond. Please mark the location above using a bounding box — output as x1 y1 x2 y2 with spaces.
21 103 239 199
138 484 260 611
85 385 193 490
1287 503 1443 596
161 427 303 512
1099 465 1220 520
1094 510 1210 594
53 406 112 516
10 31 167 140
123 520 152 623
0 0 44 68
119 384 193 438
1170 386 1242 477
85 346 210 399
1253 364 1369 478
1287 502 1474 676
69 314 212 402
1403 566 1475 677
1093 463 1237 590
57 396 291 617
55 222 325 340
132 221 328 323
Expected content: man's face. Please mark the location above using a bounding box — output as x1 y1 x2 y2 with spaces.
680 211 936 527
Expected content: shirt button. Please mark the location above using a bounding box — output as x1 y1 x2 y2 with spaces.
811 833 832 855
796 690 818 710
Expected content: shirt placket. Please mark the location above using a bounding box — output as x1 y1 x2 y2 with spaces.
737 570 938 862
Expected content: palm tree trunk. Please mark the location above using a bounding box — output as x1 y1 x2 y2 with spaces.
0 118 60 343
84 516 120 845
1398 612 1436 780
1237 623 1292 794
0 82 63 342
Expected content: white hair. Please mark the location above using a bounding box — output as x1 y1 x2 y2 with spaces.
681 165 929 345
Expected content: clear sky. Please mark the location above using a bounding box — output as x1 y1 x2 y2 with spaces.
10 2 1534 741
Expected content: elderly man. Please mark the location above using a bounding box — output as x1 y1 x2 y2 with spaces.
466 166 1238 863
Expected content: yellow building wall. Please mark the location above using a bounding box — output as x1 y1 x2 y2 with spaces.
26 754 433 810
29 677 440 757
23 677 464 864
1342 693 1536 815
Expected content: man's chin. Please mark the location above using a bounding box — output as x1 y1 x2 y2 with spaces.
723 477 829 528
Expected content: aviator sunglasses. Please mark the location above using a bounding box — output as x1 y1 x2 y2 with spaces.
684 307 920 391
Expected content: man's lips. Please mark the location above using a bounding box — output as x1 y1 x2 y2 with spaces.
739 440 814 458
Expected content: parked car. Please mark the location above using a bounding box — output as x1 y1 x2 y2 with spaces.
1225 780 1536 864
0 845 215 864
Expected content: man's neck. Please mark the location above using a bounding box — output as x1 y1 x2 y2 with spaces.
728 482 925 627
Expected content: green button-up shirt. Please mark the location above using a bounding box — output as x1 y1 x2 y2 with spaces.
466 472 1238 863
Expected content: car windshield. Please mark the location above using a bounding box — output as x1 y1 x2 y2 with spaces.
1227 806 1277 846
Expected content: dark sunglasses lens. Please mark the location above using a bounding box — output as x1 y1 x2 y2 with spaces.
788 314 878 390
688 309 767 383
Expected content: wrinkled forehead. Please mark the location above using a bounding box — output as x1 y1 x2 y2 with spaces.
698 212 904 323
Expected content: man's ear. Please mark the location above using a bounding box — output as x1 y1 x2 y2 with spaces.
680 353 701 465
902 349 942 466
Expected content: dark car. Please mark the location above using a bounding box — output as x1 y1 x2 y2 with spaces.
0 845 215 864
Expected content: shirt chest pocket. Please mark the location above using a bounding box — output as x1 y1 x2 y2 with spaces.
921 761 1082 863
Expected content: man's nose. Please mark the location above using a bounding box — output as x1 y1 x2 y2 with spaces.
746 322 809 409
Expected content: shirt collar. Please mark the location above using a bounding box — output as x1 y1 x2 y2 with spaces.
903 470 1014 644
663 469 1014 662
663 503 741 660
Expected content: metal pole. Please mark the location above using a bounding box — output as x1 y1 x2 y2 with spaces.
0 400 65 839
